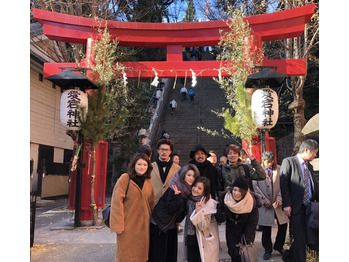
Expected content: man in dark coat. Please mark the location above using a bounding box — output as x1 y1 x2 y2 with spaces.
280 139 319 262
189 144 217 198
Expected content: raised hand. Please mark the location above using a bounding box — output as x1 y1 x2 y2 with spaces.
196 196 206 212
172 185 181 195
245 150 255 161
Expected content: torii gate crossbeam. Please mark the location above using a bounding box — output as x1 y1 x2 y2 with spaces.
33 4 315 79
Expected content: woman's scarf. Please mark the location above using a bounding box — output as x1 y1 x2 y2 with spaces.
169 170 192 199
185 194 202 235
224 191 253 214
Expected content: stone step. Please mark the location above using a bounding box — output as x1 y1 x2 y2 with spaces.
159 77 234 165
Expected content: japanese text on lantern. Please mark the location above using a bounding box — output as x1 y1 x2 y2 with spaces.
261 89 274 126
66 91 81 128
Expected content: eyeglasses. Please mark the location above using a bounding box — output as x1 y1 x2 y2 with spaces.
158 148 170 152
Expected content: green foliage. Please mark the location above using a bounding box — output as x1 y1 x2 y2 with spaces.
78 87 128 148
223 109 240 134
182 0 198 22
91 22 127 93
215 5 263 147
77 23 129 146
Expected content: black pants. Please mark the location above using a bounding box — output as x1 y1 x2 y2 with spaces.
187 234 201 262
288 205 307 262
260 215 287 253
148 223 177 262
226 227 242 262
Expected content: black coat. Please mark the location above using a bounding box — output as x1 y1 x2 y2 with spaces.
216 192 259 244
189 159 217 198
151 187 186 233
280 156 319 216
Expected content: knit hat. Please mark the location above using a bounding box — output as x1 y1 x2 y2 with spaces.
189 144 211 159
232 176 248 191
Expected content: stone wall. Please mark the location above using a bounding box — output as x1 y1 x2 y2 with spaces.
276 133 294 165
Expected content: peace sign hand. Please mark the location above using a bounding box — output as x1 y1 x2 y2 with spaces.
196 196 206 212
172 185 181 195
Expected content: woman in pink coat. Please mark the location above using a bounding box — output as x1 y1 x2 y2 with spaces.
185 176 220 262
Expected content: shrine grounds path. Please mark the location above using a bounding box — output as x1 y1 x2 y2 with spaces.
31 197 285 262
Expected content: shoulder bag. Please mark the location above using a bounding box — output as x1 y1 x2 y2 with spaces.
239 234 258 262
102 176 131 227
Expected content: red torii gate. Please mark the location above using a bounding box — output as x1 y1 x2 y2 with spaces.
33 4 315 79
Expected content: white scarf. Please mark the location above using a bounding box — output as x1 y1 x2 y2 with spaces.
224 191 253 214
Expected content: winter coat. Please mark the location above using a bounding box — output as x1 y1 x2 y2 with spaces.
151 162 180 205
216 191 259 244
252 165 289 226
221 159 266 191
189 159 217 198
110 173 155 262
151 186 186 233
190 199 220 262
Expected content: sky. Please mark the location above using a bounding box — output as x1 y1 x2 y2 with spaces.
166 0 279 23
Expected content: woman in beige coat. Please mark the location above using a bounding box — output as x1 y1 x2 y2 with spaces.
252 151 289 260
185 177 220 262
110 153 155 262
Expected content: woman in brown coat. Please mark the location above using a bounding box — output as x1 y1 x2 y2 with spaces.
110 153 155 262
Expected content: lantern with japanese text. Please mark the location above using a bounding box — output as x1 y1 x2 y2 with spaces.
60 89 88 130
251 88 278 129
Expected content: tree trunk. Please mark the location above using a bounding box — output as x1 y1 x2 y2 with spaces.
281 0 319 156
284 1 308 155
90 148 98 225
288 76 306 155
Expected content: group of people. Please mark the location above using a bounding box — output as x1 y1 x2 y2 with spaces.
109 138 319 262
180 86 195 103
169 87 196 116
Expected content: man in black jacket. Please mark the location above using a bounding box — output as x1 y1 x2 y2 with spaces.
189 144 217 198
280 139 319 262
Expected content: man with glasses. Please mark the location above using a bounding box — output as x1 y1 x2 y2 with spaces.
151 139 180 204
149 138 181 261
150 138 181 205
280 139 319 262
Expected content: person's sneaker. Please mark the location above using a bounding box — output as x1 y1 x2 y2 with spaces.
263 252 271 260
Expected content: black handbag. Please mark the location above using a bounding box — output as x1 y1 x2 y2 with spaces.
102 177 131 227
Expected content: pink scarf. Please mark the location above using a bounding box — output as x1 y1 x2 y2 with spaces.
224 191 253 214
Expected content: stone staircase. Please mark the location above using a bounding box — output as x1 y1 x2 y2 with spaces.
158 76 235 165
